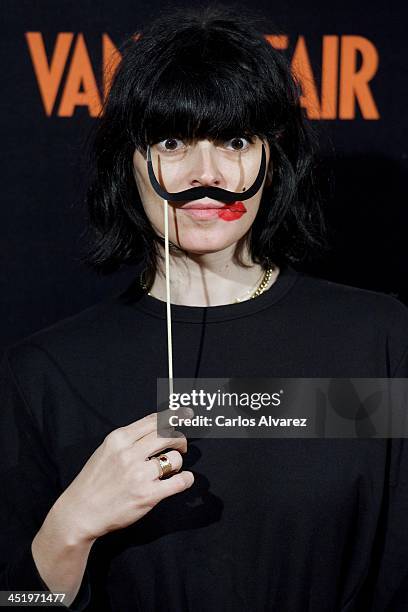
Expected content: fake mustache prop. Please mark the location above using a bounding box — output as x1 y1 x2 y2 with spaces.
146 144 266 202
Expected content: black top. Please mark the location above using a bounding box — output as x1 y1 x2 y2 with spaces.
1 264 408 611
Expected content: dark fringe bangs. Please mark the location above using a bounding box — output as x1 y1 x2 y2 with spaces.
128 44 277 150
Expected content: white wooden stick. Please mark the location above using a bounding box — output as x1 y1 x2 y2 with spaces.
164 198 174 398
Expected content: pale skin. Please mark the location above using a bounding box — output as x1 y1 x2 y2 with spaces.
31 135 278 607
132 136 279 305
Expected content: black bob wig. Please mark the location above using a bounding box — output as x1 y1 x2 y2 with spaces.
83 5 328 288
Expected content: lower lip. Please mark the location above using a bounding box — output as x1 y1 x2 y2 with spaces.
181 202 247 222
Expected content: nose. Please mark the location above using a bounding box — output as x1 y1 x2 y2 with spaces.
187 141 225 188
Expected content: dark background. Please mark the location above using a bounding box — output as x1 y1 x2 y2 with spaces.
1 0 407 354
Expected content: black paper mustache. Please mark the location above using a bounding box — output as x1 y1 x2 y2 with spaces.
146 144 266 203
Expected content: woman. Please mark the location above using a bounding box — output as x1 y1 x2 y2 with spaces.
1 6 408 612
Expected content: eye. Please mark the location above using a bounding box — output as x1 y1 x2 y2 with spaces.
157 138 185 152
224 137 251 151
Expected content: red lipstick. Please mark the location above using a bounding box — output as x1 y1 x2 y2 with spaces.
180 200 247 221
218 201 247 221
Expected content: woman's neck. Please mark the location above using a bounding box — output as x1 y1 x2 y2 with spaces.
146 243 279 306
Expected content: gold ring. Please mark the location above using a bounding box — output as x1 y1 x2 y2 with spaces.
150 454 173 479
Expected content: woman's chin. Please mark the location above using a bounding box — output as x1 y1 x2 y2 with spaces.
175 234 240 254
173 222 247 247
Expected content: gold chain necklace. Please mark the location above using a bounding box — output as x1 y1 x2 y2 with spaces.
234 266 275 303
140 266 275 303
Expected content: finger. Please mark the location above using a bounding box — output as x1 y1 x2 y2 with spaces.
136 429 188 459
145 450 183 480
110 407 194 445
152 470 195 502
